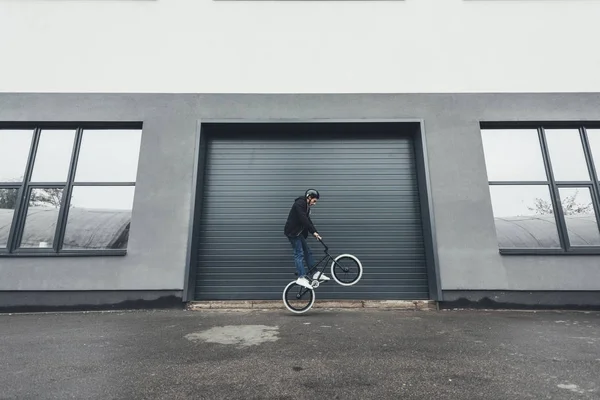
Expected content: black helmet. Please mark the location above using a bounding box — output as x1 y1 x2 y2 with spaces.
305 189 320 199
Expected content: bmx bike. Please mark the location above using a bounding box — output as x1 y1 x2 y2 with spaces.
282 238 363 314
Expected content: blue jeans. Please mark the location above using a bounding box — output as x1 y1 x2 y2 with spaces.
288 235 315 279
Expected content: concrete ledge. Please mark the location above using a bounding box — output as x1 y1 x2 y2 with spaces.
363 300 434 310
187 300 436 311
210 300 252 309
314 301 363 309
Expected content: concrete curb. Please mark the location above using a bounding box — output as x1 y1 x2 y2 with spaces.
186 300 436 311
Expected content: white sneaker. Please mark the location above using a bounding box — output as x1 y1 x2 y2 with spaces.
296 277 313 290
313 272 331 281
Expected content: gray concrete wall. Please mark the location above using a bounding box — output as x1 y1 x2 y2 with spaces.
1 93 600 296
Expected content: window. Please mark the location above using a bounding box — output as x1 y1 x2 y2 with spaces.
0 124 142 256
481 124 600 254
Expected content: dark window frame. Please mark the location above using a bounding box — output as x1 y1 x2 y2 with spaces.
481 121 600 256
0 122 142 257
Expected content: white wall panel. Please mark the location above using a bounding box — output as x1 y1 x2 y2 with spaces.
0 0 599 93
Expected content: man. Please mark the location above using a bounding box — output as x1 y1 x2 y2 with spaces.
284 189 331 289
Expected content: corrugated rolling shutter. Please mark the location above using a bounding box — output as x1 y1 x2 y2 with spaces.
194 124 429 300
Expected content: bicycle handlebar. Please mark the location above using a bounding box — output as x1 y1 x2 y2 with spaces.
317 237 328 252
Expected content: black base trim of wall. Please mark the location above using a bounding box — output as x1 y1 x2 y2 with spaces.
0 290 184 313
441 290 600 311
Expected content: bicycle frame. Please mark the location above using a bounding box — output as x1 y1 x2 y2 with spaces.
285 237 363 312
294 238 347 295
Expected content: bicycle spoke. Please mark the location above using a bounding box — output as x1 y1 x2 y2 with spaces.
331 255 362 285
283 282 314 313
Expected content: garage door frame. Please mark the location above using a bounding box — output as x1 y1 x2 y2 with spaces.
183 119 442 302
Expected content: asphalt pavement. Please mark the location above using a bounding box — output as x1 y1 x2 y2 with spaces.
1 308 599 399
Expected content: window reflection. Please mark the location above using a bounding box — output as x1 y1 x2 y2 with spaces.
19 188 64 249
489 185 561 248
586 129 600 178
558 187 600 246
0 124 142 254
481 129 547 182
545 129 590 182
0 188 19 248
0 130 33 183
30 130 75 183
75 130 142 182
62 186 135 250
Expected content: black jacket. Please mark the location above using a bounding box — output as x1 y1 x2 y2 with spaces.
284 196 318 238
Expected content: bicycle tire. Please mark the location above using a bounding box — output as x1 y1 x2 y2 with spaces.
330 254 363 286
282 281 315 314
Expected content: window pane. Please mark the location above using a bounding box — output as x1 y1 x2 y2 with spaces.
545 129 590 181
481 129 547 181
489 185 560 248
0 130 33 182
19 188 64 249
586 129 600 178
558 187 600 246
75 129 142 182
30 130 76 182
0 188 19 248
63 186 135 250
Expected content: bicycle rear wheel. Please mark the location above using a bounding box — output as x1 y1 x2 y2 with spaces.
282 281 315 314
330 254 363 286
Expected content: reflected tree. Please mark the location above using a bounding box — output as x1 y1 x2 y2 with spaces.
0 188 64 209
0 177 64 209
528 189 593 215
0 188 18 209
31 188 63 208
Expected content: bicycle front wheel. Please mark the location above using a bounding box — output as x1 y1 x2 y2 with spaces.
282 281 315 314
330 254 363 286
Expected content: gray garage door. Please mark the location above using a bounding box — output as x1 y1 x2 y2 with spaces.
194 124 429 300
